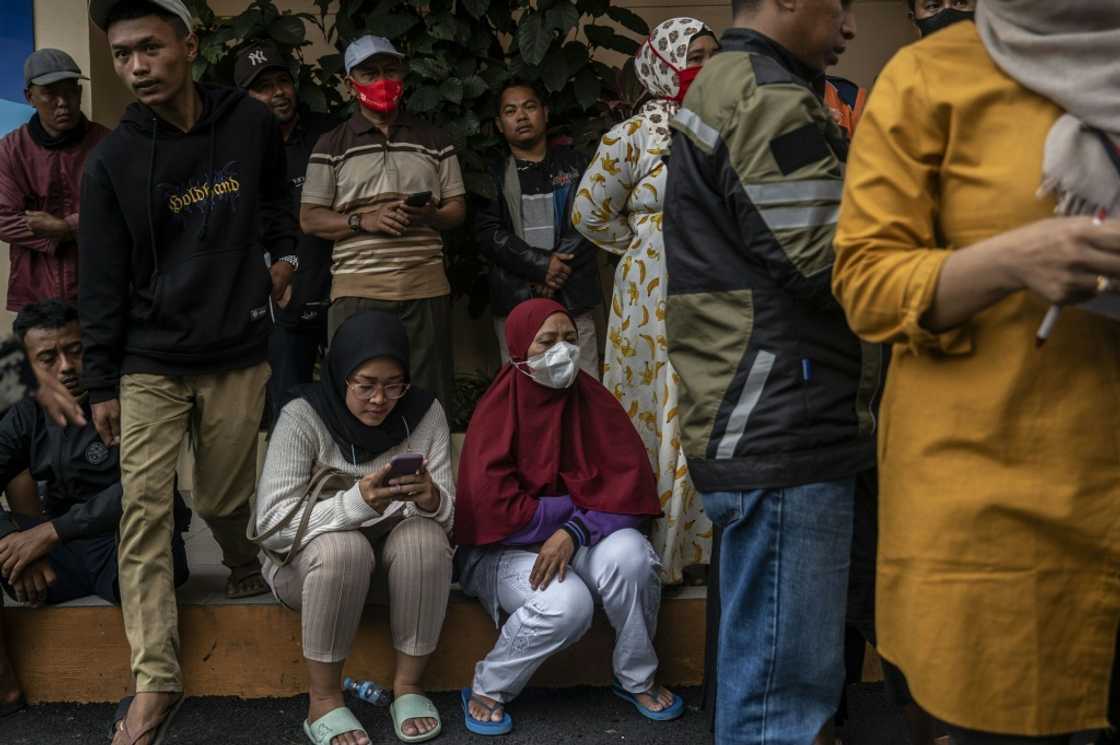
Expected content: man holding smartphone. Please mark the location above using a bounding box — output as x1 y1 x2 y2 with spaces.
300 36 467 408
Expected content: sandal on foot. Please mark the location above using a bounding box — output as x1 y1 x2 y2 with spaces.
390 693 442 743
1 694 26 719
225 566 268 599
460 688 511 736
112 694 185 745
107 695 133 739
303 706 368 745
611 681 684 722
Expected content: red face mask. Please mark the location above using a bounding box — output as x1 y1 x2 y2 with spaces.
353 78 403 113
672 66 702 104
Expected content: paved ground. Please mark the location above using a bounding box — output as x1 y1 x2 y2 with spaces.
2 683 915 744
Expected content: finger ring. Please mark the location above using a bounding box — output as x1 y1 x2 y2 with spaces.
1098 275 1115 294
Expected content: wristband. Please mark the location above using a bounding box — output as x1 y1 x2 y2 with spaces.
348 212 363 233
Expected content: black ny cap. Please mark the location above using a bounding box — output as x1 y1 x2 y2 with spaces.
234 42 291 89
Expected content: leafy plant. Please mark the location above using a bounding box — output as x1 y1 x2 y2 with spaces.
183 0 649 314
450 371 494 432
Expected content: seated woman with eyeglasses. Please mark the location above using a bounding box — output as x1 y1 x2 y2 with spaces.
253 311 453 745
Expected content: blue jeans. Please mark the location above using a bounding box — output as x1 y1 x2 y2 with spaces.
704 480 855 745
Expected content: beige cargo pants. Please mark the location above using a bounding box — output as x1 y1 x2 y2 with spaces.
117 362 268 692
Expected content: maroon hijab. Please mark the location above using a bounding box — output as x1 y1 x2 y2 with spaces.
455 299 661 547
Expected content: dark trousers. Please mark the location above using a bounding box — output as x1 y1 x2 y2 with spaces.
268 321 325 421
0 513 189 605
328 295 454 410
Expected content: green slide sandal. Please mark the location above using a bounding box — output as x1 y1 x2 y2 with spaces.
303 706 368 745
390 693 443 743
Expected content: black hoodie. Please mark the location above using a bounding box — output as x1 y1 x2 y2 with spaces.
79 84 297 402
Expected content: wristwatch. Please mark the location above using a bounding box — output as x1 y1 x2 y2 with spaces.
348 213 363 233
277 254 299 271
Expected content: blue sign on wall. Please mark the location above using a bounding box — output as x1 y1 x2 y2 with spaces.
0 0 36 105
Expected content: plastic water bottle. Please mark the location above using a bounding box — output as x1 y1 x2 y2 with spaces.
343 676 392 707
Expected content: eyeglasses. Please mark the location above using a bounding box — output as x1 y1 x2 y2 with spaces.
346 379 410 401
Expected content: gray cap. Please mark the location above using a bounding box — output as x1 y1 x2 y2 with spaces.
89 0 194 32
24 49 88 87
344 36 403 76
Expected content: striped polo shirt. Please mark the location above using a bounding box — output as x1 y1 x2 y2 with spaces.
302 111 466 301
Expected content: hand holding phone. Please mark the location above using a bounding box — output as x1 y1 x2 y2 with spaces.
404 191 432 208
385 452 425 481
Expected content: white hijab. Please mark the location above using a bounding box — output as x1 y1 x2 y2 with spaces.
976 1 1120 216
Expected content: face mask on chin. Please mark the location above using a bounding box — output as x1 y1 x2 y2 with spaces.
516 341 580 389
353 78 404 113
915 8 974 37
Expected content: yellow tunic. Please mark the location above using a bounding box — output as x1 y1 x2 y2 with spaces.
833 23 1119 735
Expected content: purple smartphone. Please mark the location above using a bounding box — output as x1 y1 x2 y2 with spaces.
385 453 424 481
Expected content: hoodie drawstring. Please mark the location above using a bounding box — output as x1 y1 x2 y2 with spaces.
147 116 159 276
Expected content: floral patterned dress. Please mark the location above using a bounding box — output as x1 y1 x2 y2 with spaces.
573 105 710 583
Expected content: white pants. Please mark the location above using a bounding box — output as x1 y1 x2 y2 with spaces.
494 311 600 379
471 528 662 703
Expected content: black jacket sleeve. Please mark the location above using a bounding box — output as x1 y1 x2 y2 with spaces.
259 114 298 260
78 158 131 403
0 402 35 541
474 177 551 282
51 482 123 542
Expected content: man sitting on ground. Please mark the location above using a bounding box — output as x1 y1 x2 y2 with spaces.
0 301 189 714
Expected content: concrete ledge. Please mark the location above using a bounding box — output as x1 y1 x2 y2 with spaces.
6 587 706 704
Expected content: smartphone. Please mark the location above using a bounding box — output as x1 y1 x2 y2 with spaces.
385 452 425 481
404 191 432 207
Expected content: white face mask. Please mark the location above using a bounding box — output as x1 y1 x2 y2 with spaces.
517 341 580 389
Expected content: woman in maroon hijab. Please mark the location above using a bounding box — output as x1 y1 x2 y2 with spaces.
454 299 681 735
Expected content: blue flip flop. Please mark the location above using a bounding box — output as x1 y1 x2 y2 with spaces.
611 681 685 721
460 688 512 736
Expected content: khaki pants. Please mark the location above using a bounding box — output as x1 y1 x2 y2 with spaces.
270 517 452 662
328 295 453 410
118 362 268 692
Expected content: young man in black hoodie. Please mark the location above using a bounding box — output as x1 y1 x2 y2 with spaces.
80 1 297 741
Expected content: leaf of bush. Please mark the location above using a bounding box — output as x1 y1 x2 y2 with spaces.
318 53 344 74
517 12 552 66
441 78 464 104
429 12 459 41
268 15 306 46
573 66 600 110
576 0 609 18
582 24 613 48
562 40 588 71
462 0 490 19
604 33 639 56
410 56 450 80
545 1 580 36
606 6 649 36
540 48 569 93
367 13 420 40
462 75 489 99
409 84 443 113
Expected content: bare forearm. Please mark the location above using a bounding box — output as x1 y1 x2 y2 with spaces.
432 198 466 231
300 204 353 242
922 234 1021 333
